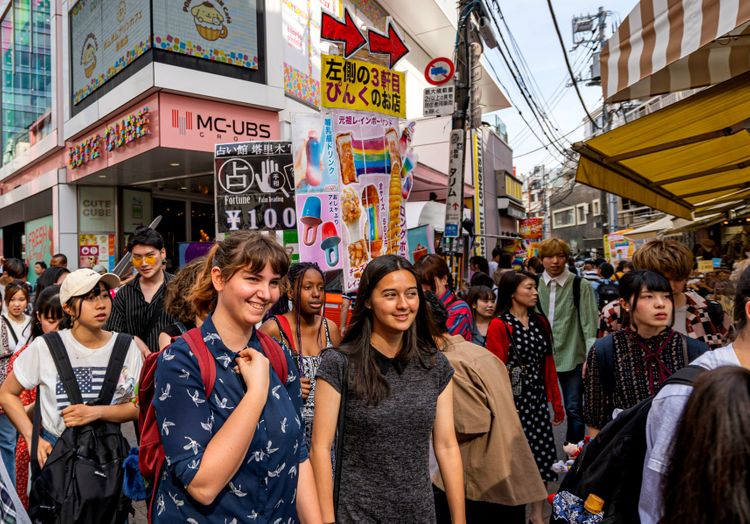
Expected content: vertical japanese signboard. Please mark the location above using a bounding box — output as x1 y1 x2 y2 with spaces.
471 130 486 257
214 142 296 234
444 129 465 238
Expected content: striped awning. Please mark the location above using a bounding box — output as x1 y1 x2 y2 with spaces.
574 70 750 220
602 0 750 102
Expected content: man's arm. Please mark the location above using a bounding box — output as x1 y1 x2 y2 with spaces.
579 280 600 350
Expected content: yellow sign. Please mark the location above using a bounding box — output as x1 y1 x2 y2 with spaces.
321 54 406 118
697 260 714 273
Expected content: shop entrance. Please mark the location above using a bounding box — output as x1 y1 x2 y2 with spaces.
152 198 186 273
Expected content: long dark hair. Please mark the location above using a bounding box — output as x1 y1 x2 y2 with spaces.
618 270 674 331
341 255 438 405
661 366 750 524
28 285 63 342
496 270 537 315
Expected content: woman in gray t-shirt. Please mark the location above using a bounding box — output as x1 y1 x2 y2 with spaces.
311 255 465 524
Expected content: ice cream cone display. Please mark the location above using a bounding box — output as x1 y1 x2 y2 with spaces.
320 222 342 267
191 1 228 42
300 196 323 246
337 133 357 185
361 185 382 258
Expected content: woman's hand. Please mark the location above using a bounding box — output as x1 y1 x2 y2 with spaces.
34 437 53 467
236 348 270 394
552 406 565 426
62 404 102 427
300 377 312 401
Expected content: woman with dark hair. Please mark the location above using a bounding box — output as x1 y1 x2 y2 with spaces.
2 281 31 353
6 285 62 507
260 262 341 448
157 257 206 350
639 265 750 523
466 285 495 347
485 270 564 524
524 256 544 275
658 367 750 524
33 267 70 302
311 255 464 523
584 270 708 437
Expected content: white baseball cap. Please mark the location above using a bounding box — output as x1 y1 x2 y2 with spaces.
60 268 120 304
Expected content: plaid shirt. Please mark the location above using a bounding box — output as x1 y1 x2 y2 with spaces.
599 290 729 349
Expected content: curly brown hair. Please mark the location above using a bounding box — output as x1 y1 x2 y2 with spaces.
190 231 290 318
164 258 206 324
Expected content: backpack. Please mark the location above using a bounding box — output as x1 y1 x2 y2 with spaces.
137 327 288 522
29 332 133 524
550 364 707 524
596 279 619 311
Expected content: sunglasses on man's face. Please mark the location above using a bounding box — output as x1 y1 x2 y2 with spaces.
132 253 158 267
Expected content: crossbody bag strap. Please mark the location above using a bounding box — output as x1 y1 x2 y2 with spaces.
333 352 349 515
30 385 42 478
43 332 83 405
93 333 132 406
1 316 18 346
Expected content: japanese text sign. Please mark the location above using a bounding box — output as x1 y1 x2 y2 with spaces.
321 54 406 118
214 141 296 234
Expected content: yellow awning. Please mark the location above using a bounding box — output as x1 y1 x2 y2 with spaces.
574 71 750 220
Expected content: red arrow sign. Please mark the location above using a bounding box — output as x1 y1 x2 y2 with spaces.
367 18 409 68
321 8 367 59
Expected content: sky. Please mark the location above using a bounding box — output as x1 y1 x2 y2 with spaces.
483 0 638 176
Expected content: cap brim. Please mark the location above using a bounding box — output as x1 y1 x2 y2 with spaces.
99 273 121 290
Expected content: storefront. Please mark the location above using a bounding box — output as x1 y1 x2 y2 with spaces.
63 92 281 270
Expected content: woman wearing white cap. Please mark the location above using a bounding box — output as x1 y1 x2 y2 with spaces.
0 268 143 469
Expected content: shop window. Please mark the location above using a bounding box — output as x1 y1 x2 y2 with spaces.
552 207 576 229
576 203 588 225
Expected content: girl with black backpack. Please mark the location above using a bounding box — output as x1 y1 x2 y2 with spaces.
0 268 143 523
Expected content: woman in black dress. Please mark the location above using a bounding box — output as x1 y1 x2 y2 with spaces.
486 271 564 524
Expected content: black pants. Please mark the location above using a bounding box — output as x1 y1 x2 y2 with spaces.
433 485 525 524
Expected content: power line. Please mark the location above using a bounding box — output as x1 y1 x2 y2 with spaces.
514 121 588 157
545 0 600 129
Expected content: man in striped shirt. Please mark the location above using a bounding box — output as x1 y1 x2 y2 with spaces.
106 227 176 353
415 254 473 341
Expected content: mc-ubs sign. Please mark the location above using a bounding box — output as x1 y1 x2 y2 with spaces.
170 109 272 140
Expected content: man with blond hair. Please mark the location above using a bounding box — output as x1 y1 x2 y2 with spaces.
600 239 729 349
537 238 598 444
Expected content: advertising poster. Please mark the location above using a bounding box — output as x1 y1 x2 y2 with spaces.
292 113 339 194
153 0 259 70
214 141 296 234
78 186 116 233
406 225 434 264
71 0 151 104
122 189 152 235
321 55 406 119
79 233 115 270
24 216 54 285
296 192 343 270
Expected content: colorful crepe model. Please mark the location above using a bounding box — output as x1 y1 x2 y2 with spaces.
300 196 322 246
320 221 341 267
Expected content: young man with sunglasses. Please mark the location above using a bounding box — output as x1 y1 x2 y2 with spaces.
106 227 176 353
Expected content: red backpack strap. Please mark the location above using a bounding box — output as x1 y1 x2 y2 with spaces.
257 330 288 385
183 328 217 397
274 315 296 352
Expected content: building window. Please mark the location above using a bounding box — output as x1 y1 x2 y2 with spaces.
576 203 588 225
552 207 575 229
592 199 601 216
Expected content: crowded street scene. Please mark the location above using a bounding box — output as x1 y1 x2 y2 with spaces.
0 0 749 522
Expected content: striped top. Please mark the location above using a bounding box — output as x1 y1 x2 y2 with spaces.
105 272 176 353
439 290 473 342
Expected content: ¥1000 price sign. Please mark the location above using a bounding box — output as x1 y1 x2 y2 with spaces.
214 141 296 234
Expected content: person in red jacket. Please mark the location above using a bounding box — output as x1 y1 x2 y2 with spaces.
486 270 564 524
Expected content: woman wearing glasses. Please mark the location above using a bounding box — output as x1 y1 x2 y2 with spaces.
106 226 177 354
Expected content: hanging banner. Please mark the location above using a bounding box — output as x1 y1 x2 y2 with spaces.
321 54 406 118
444 129 465 238
214 141 296 234
471 130 486 257
24 216 54 285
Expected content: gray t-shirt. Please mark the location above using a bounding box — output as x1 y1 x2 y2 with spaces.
316 347 454 523
639 344 739 523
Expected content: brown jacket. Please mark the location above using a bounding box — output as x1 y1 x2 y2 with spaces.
433 335 547 505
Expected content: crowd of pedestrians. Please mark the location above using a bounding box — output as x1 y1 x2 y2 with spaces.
0 229 747 522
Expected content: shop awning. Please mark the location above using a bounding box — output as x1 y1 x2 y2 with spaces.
624 215 693 240
602 0 750 102
573 70 750 220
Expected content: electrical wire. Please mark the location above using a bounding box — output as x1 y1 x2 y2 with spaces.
514 120 588 157
545 0 600 129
